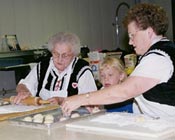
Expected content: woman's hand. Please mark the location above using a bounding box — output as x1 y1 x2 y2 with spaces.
13 84 32 104
61 95 85 116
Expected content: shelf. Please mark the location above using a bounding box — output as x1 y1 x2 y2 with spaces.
0 49 48 58
0 49 51 67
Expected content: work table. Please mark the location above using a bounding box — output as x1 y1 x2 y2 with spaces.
0 111 174 140
0 121 122 140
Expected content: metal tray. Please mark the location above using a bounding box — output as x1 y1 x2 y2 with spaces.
9 107 103 129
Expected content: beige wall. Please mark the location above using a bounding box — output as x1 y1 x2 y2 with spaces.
0 0 116 51
0 0 173 52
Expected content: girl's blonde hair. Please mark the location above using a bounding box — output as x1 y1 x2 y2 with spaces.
100 57 127 82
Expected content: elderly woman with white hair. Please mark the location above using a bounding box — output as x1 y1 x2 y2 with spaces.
13 32 97 105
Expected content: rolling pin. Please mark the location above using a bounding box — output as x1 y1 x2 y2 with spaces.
3 96 50 106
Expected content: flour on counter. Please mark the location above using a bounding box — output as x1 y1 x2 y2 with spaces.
90 112 175 131
0 104 43 114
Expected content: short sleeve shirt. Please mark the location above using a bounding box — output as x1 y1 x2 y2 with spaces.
131 49 173 83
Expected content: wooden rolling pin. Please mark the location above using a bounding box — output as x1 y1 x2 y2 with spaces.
3 96 50 106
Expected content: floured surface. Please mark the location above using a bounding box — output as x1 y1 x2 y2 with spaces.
66 112 175 139
90 113 175 131
0 104 44 114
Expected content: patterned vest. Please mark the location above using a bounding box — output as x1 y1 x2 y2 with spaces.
138 41 175 106
36 58 92 97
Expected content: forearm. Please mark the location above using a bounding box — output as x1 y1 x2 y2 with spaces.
85 76 159 106
82 85 128 106
61 76 160 115
17 64 38 96
82 77 140 106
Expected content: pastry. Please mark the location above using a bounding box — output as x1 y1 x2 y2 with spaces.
33 113 44 123
3 101 10 105
23 116 32 122
70 112 80 118
44 119 54 124
92 107 100 113
59 116 68 121
44 114 54 124
33 118 43 123
45 114 54 121
33 114 43 119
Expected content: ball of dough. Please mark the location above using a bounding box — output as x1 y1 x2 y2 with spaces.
33 114 43 119
135 116 145 122
71 113 80 118
44 119 54 124
33 114 44 123
59 116 68 122
3 101 10 105
33 118 43 123
92 107 100 113
45 114 54 121
23 116 32 122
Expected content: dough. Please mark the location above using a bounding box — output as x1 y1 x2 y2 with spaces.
59 116 68 122
33 114 43 119
33 118 43 123
135 116 145 122
44 114 54 124
44 119 54 124
33 114 44 123
45 114 54 121
71 112 80 118
23 116 32 122
3 101 10 105
92 107 100 113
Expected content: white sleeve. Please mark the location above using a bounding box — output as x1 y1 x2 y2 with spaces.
78 70 97 94
131 53 173 83
19 64 39 96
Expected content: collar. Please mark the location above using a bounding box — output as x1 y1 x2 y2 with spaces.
151 36 169 46
50 57 77 77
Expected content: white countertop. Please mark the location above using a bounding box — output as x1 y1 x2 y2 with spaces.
0 97 174 140
0 112 174 140
0 121 127 140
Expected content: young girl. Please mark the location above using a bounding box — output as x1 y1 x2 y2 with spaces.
99 57 133 112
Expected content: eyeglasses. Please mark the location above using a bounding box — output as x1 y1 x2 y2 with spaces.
52 51 73 60
128 30 140 41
